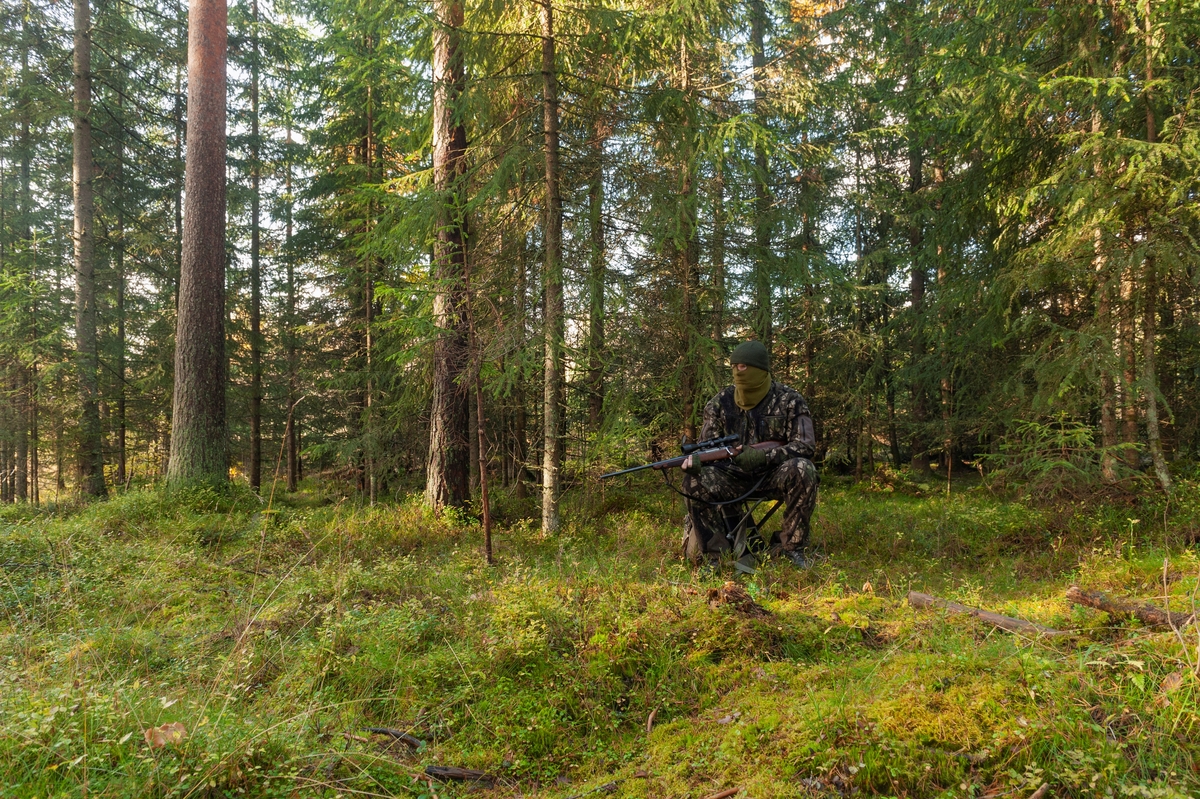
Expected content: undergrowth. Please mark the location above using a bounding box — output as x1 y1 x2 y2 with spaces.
2 478 1199 797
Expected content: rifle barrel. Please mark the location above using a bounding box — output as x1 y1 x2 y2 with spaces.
599 462 656 480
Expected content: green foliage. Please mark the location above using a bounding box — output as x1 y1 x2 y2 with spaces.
986 416 1137 498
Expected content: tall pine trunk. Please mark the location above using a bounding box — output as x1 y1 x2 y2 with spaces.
749 0 772 349
676 33 700 439
168 0 228 485
540 0 564 533
1141 3 1170 492
116 125 127 487
73 0 105 497
248 0 262 490
285 125 299 492
425 0 471 512
906 120 928 475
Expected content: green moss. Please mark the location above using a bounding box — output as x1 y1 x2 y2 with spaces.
3 482 1200 796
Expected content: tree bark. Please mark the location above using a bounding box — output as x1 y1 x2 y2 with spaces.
1066 585 1192 630
1140 14 1170 492
168 0 228 485
541 0 564 533
512 233 528 499
1120 258 1137 467
586 125 606 432
285 124 299 492
116 148 126 488
20 19 37 504
74 0 105 497
677 33 700 439
749 0 772 349
425 0 471 512
711 154 726 343
248 0 262 490
907 122 928 476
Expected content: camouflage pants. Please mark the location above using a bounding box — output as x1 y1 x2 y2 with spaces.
682 458 818 559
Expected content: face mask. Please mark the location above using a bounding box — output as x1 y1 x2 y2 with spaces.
733 365 771 410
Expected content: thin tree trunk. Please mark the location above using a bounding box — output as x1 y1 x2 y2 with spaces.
749 0 772 349
934 163 952 478
115 84 127 488
285 125 299 492
1120 251 1138 466
74 0 105 497
248 0 262 490
466 258 493 563
907 126 928 476
168 0 228 485
1142 254 1170 491
677 32 700 439
21 20 36 504
1141 3 1170 492
425 0 471 512
1090 102 1119 482
712 154 726 343
513 233 528 499
476 364 493 562
469 376 480 493
586 125 605 432
541 0 564 533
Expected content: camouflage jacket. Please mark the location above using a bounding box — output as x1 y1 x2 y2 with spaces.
699 382 816 470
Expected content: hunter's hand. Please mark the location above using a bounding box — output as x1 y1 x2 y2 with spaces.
682 454 702 475
733 445 768 472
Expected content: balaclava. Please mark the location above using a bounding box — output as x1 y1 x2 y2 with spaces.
730 340 771 410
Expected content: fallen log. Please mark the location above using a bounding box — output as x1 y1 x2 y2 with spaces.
425 765 495 784
1065 585 1194 630
908 591 1069 637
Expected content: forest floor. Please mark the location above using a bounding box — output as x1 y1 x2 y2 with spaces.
3 473 1200 798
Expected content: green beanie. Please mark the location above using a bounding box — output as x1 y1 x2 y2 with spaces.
730 340 770 372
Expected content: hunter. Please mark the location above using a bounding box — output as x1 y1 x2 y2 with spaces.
680 340 819 567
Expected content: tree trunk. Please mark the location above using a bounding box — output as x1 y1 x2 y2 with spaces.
586 125 606 432
248 0 262 490
1141 10 1170 492
749 0 772 349
513 233 528 499
285 125 299 492
168 0 228 485
711 154 726 343
115 83 127 488
74 0 105 497
425 0 471 512
1120 255 1137 466
540 0 564 533
907 124 929 477
116 189 127 487
20 24 37 504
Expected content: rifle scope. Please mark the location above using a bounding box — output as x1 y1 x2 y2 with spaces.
681 433 740 455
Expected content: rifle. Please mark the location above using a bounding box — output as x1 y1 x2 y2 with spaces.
599 434 781 480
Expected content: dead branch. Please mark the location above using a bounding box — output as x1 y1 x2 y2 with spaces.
701 790 741 799
907 591 1069 637
365 727 423 749
1066 585 1195 630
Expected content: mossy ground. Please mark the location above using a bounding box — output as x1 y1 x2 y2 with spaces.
2 476 1200 798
